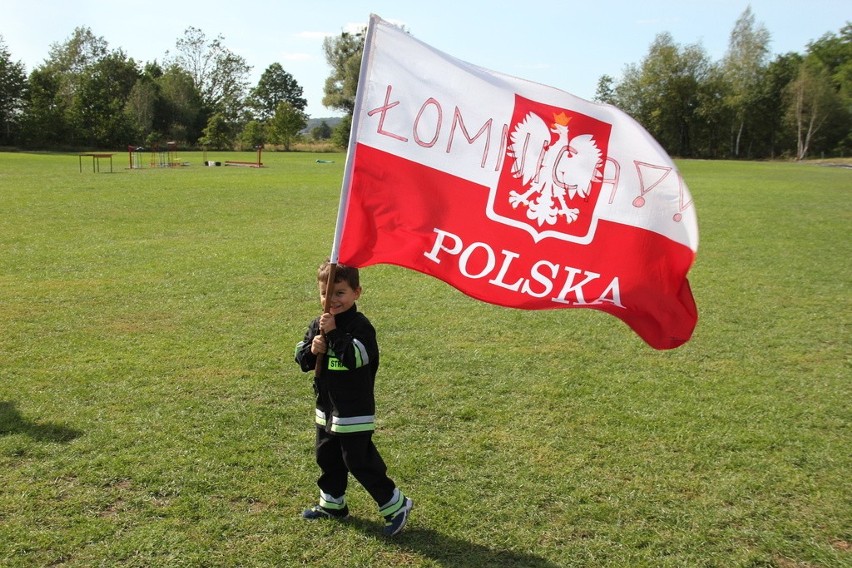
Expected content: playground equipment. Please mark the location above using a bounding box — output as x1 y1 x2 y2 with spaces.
127 142 186 169
79 153 115 173
150 142 182 168
224 145 264 168
128 146 144 169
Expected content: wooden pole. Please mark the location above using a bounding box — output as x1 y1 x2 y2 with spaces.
314 21 378 376
314 263 337 377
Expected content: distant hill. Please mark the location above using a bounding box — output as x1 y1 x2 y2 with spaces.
303 116 344 134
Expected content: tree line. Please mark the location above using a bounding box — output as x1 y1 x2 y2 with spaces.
595 9 850 160
0 26 329 151
320 9 851 160
1 9 849 159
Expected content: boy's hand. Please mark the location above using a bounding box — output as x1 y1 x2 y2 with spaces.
319 312 336 333
311 335 327 355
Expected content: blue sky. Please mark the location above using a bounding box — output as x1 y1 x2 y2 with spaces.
2 0 848 118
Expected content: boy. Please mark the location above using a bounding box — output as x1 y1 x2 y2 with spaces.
294 261 413 536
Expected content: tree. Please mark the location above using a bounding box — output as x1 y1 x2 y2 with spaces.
46 27 108 73
0 36 27 145
593 74 617 104
73 50 140 146
169 26 251 123
613 33 711 157
322 28 365 115
125 76 159 141
752 52 802 158
237 119 265 150
692 63 731 158
722 6 771 157
267 101 306 151
21 67 64 147
248 63 306 121
199 112 233 150
330 114 352 149
805 24 852 155
23 26 110 146
45 27 109 112
807 23 852 93
156 65 204 144
311 120 332 141
786 60 840 159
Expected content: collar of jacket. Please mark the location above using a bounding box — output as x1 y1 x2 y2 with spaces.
331 304 358 328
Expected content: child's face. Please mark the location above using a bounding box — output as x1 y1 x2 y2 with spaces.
319 280 361 315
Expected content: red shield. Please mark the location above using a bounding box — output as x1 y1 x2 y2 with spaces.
488 96 612 243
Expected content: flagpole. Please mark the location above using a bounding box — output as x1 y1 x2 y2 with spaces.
328 13 379 265
314 263 337 377
316 15 380 377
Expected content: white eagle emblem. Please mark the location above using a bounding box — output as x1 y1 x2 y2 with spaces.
507 111 603 227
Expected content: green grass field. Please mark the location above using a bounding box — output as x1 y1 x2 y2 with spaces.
0 151 849 567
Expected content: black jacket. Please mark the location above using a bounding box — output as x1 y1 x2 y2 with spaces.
295 304 380 434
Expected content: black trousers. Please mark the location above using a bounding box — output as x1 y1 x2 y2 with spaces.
315 427 396 507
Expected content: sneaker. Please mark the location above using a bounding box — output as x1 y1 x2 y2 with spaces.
382 497 413 536
301 505 349 520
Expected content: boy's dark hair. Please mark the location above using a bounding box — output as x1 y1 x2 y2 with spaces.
317 260 360 289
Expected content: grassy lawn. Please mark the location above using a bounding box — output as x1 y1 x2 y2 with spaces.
0 151 849 567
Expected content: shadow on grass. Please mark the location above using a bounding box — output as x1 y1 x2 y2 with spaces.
347 517 561 567
0 401 82 442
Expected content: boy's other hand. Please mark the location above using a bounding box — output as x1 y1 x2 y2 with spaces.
311 336 328 355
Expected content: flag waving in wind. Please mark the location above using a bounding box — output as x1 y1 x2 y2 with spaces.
332 15 699 350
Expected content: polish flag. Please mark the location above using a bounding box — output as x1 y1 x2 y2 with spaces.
332 15 698 350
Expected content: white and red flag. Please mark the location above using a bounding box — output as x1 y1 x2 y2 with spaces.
331 15 699 350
